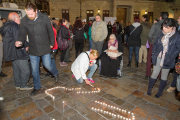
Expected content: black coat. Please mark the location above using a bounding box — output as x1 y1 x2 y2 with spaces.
73 28 85 40
57 25 70 41
107 25 112 35
84 24 89 32
0 21 29 61
128 23 142 47
116 24 122 34
18 11 54 56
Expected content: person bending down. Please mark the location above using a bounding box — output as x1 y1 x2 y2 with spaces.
71 50 99 85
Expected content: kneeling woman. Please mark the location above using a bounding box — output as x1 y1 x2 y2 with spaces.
100 34 123 78
147 18 180 98
71 50 99 85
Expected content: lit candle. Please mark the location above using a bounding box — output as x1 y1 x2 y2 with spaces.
128 111 131 114
109 112 112 116
82 91 84 94
114 106 116 109
91 107 94 110
95 101 97 103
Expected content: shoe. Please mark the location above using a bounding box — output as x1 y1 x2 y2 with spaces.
15 87 20 89
45 72 51 76
20 85 34 90
167 86 176 92
88 78 95 83
127 61 131 67
59 62 68 66
0 72 7 77
147 78 156 96
136 62 138 68
146 76 150 80
54 74 59 83
30 89 41 96
117 75 122 79
155 80 167 98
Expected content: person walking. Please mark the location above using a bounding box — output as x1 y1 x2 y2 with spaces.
139 14 151 64
146 12 169 79
0 12 32 90
147 18 180 98
91 14 108 56
15 2 59 96
73 20 85 58
127 17 142 67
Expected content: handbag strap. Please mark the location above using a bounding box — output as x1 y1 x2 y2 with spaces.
130 27 138 35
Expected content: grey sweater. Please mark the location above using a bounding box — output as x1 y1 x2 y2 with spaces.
148 20 164 44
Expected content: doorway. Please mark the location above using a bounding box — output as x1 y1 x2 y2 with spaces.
116 8 127 25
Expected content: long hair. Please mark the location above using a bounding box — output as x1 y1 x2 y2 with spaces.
73 20 83 29
58 18 66 29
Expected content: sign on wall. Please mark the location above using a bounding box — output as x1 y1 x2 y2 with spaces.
104 17 117 25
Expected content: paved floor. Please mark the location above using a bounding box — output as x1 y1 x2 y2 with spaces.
0 43 180 120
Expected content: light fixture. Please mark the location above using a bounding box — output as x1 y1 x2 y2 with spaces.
145 10 147 14
98 9 100 13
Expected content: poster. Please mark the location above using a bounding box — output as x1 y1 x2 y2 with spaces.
89 17 95 21
104 17 117 25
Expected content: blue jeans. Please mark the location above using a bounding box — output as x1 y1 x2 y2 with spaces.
125 34 128 43
89 39 92 50
76 63 98 83
29 53 58 89
129 47 140 62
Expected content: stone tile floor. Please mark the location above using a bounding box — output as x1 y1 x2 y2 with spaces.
0 43 180 120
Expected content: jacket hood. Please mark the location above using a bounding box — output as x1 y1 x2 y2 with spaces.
141 21 152 28
132 22 141 28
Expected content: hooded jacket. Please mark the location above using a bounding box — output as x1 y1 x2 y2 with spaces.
73 27 85 40
0 21 29 61
128 22 142 47
140 21 152 45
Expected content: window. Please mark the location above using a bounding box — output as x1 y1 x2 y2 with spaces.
62 9 69 21
133 11 140 19
103 10 109 20
87 10 93 23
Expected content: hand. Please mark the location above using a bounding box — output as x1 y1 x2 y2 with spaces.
89 62 93 67
85 79 90 85
26 47 29 51
15 41 22 47
70 36 73 38
50 45 53 48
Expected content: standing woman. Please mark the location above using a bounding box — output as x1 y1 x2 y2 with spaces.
57 18 71 66
147 18 180 98
73 20 85 58
107 21 112 39
127 17 142 67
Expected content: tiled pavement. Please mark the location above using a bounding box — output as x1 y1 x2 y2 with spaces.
0 43 180 120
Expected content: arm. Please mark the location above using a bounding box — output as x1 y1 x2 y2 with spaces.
18 20 27 45
148 24 156 44
78 54 88 80
101 22 108 41
152 36 158 55
45 15 54 46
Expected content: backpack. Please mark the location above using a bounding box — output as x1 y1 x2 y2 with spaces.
57 29 69 50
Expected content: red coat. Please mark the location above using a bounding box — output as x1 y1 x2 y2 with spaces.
52 26 58 50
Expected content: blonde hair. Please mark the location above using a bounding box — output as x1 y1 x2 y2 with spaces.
90 49 99 57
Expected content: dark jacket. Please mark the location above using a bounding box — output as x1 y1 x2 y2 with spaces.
73 28 85 40
148 19 164 44
84 24 89 33
57 25 70 41
128 23 142 47
152 32 180 69
125 26 129 34
0 21 29 61
140 21 151 45
116 24 122 34
107 25 112 34
18 11 54 56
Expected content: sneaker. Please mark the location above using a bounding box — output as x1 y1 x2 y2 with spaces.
167 86 176 92
20 85 34 90
88 78 95 83
59 62 68 66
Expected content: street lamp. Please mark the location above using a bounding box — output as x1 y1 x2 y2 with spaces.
76 0 85 20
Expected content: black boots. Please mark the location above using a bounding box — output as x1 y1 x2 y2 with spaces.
155 80 167 98
147 78 156 96
136 62 138 68
127 61 131 67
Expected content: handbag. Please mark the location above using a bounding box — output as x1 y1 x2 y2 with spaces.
84 32 87 39
57 29 69 50
50 50 56 59
146 40 150 48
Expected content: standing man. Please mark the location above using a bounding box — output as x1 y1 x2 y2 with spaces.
91 14 108 56
0 19 7 77
0 12 32 90
146 12 169 79
15 2 59 96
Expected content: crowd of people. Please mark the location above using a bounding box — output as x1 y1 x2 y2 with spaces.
0 2 180 99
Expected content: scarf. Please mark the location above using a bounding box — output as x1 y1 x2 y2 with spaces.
160 27 176 67
62 24 70 41
108 39 118 59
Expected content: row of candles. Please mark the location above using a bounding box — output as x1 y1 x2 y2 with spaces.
45 86 82 100
77 88 101 94
91 107 135 120
94 101 135 118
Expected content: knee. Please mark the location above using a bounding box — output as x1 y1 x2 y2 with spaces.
92 64 98 70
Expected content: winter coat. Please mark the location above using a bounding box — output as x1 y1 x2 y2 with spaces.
116 24 122 34
152 32 180 69
52 26 58 50
107 24 112 35
18 11 55 56
84 24 89 33
140 21 151 45
88 27 92 40
73 27 85 40
91 20 108 42
57 25 70 42
148 20 164 44
0 21 29 61
71 51 96 80
128 22 142 47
